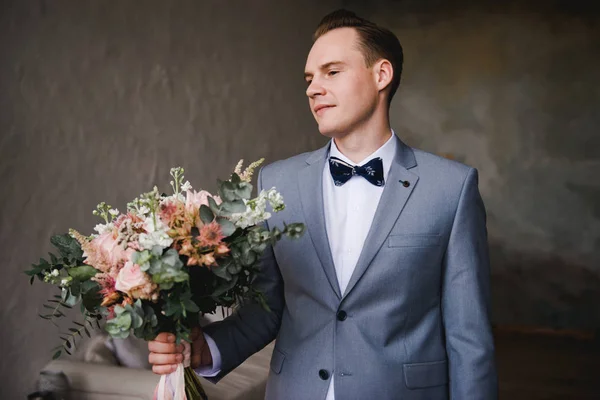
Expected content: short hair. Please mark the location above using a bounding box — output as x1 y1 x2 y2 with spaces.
313 9 404 105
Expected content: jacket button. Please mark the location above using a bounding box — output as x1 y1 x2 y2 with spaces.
336 310 347 321
319 369 330 380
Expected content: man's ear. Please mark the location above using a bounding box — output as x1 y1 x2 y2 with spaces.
374 59 393 92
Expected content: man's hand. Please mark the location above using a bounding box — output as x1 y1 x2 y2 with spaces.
148 327 213 375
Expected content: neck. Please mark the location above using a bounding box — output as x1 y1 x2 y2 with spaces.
333 114 392 164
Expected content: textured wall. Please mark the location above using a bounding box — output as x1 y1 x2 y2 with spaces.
1 0 599 397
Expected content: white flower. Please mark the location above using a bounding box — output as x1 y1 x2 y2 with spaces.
109 209 119 216
181 181 192 192
51 269 59 277
60 277 72 287
266 189 285 212
229 190 276 228
143 216 168 233
138 205 150 215
138 230 173 250
94 223 113 235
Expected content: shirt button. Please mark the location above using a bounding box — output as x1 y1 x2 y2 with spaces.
319 369 330 380
337 310 347 321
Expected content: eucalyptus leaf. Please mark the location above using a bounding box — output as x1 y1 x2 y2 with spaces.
199 205 215 224
211 262 232 281
67 265 98 281
63 291 81 307
219 182 237 202
216 217 236 236
226 262 242 275
208 196 220 214
221 200 246 214
212 275 239 297
235 182 252 199
230 173 241 184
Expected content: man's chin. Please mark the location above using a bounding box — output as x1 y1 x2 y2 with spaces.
317 123 340 138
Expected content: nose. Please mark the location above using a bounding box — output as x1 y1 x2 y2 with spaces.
306 79 325 98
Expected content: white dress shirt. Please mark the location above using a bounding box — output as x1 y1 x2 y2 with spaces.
322 132 396 400
198 132 397 400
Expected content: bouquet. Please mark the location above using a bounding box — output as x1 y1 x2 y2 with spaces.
26 160 305 400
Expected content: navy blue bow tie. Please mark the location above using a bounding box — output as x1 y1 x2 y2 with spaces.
329 156 385 187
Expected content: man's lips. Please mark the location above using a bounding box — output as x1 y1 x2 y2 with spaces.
314 105 335 115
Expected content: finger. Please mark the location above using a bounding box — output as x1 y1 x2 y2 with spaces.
148 341 184 354
149 352 184 366
190 351 201 369
152 364 178 375
201 346 212 366
154 332 176 343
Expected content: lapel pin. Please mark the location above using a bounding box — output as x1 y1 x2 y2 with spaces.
399 180 410 187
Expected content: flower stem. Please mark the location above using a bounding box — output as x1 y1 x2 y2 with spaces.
184 366 208 400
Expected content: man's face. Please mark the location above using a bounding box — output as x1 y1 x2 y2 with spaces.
304 27 379 138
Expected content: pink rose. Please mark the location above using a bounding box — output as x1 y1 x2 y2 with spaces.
185 190 219 215
85 232 129 271
115 261 147 293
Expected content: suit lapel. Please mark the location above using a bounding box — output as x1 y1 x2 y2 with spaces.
342 137 419 299
298 144 342 299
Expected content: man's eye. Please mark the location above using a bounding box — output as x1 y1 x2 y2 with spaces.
328 70 339 76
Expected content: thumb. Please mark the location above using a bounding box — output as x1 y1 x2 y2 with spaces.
190 333 206 368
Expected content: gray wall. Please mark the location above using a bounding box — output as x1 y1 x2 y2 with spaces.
1 0 598 397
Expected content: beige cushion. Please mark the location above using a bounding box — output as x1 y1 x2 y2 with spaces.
42 342 274 400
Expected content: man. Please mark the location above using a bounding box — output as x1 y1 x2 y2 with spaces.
149 9 498 400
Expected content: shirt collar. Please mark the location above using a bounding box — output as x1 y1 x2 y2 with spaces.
328 130 397 180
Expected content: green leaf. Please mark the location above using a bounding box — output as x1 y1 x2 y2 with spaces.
219 181 237 202
212 275 239 297
151 246 163 258
63 291 81 307
183 299 200 313
221 200 246 214
67 265 98 281
199 205 214 224
50 234 83 260
80 279 99 294
70 282 81 297
208 196 220 214
226 262 243 275
216 217 236 236
161 249 181 268
235 182 253 199
211 262 232 281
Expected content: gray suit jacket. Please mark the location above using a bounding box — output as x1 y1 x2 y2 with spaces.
204 134 498 399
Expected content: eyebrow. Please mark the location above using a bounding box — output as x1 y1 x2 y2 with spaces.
304 61 345 80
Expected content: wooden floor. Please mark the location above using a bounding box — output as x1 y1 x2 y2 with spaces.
494 329 600 399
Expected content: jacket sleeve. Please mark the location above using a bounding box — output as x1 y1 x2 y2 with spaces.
201 165 284 383
441 168 498 399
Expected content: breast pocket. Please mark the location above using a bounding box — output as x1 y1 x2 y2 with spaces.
387 234 441 248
